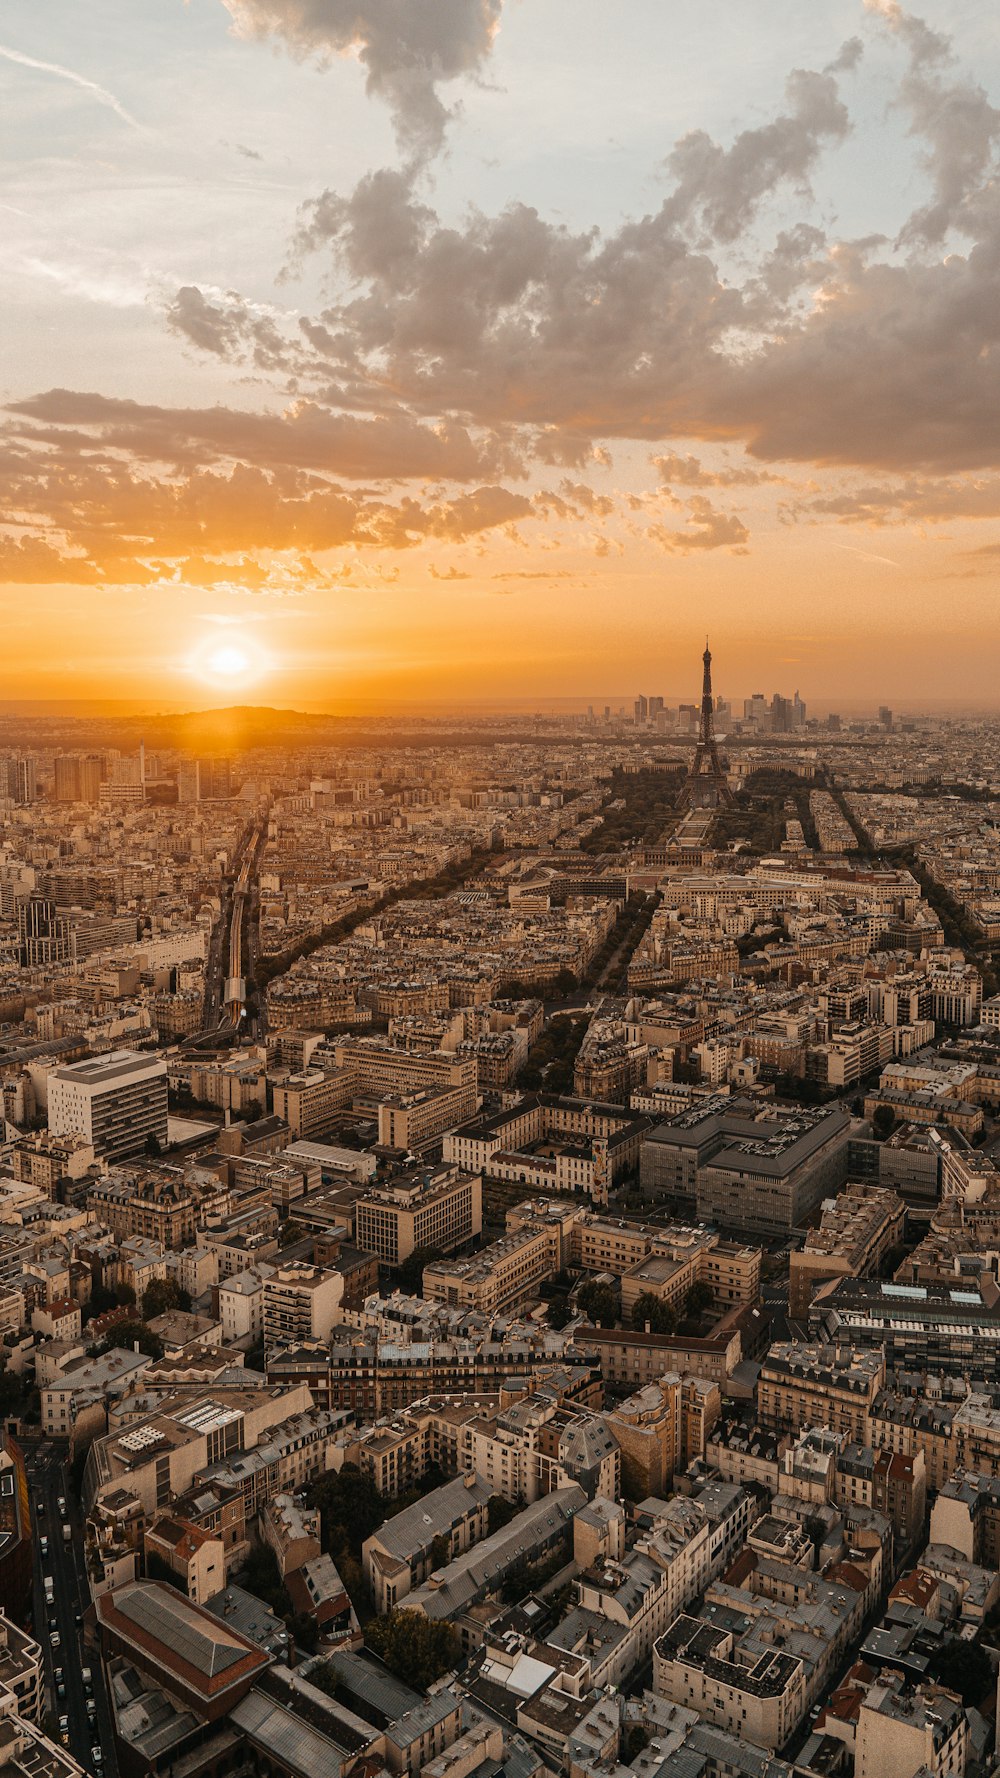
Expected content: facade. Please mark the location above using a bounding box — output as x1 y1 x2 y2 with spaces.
48 1050 168 1162
641 1101 852 1234
789 1183 907 1318
262 1266 344 1354
356 1168 482 1269
757 1343 885 1441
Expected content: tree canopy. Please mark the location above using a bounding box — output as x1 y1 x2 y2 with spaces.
365 1609 459 1688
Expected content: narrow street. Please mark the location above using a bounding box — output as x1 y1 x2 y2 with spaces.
25 1440 117 1778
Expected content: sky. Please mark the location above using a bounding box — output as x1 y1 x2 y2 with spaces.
3 0 1000 713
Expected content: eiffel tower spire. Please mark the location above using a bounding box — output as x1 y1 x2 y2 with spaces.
679 639 734 808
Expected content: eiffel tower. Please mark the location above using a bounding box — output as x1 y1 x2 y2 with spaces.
679 640 734 808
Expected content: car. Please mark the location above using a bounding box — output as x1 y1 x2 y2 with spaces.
58 1716 68 1737
57 1498 67 1518
74 1609 82 1627
39 1536 48 1556
54 1668 63 1685
91 1749 103 1768
50 1632 60 1650
47 1616 57 1633
57 1683 66 1700
86 1701 96 1721
36 1500 44 1515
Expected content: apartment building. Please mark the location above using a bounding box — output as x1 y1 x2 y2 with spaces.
355 1167 482 1269
789 1183 906 1318
363 1473 492 1614
262 1265 344 1355
856 1672 968 1778
654 1613 807 1752
605 1374 721 1498
377 1085 472 1153
271 1070 352 1140
757 1343 885 1442
85 1173 198 1248
48 1050 168 1162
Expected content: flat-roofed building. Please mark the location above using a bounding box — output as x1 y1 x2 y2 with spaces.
48 1050 168 1162
270 1070 352 1140
262 1265 344 1355
356 1167 481 1270
789 1183 906 1318
641 1099 852 1234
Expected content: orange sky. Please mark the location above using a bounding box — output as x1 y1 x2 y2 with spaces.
3 0 1000 710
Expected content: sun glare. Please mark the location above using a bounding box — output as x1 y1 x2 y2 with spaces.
208 644 251 679
188 631 271 692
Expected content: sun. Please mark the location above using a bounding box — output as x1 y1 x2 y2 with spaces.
208 643 252 680
188 630 271 691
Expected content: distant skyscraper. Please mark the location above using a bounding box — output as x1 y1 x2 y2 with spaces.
199 758 232 800
53 755 80 802
177 759 201 803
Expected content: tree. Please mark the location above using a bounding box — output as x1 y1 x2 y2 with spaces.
577 1279 618 1328
631 1291 676 1336
103 1321 163 1359
142 1277 191 1320
365 1609 459 1688
931 1638 990 1706
397 1245 443 1295
546 1294 571 1330
145 1132 162 1158
684 1280 714 1318
289 1611 319 1655
487 1495 519 1535
308 1464 385 1563
872 1104 896 1141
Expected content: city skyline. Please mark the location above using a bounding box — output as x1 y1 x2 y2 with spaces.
3 0 1000 707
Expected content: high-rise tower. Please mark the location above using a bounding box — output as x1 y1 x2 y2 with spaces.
679 640 734 808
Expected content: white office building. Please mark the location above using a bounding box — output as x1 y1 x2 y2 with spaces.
48 1050 168 1162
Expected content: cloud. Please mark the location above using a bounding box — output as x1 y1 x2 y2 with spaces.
652 450 778 489
664 68 850 243
648 496 750 554
218 0 503 158
11 387 524 483
863 1 1000 245
783 474 1000 526
0 42 142 130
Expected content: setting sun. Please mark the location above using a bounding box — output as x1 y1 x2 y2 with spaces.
186 631 272 694
208 645 251 681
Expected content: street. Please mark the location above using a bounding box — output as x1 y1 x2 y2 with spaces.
24 1439 117 1778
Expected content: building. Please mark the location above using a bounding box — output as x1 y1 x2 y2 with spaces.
262 1266 344 1355
356 1168 482 1270
641 1100 852 1234
48 1051 168 1162
654 1613 806 1751
363 1473 492 1615
856 1671 968 1778
757 1343 885 1441
789 1184 906 1318
94 1579 270 1721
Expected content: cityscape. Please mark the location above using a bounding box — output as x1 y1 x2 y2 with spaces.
4 7 1000 1778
